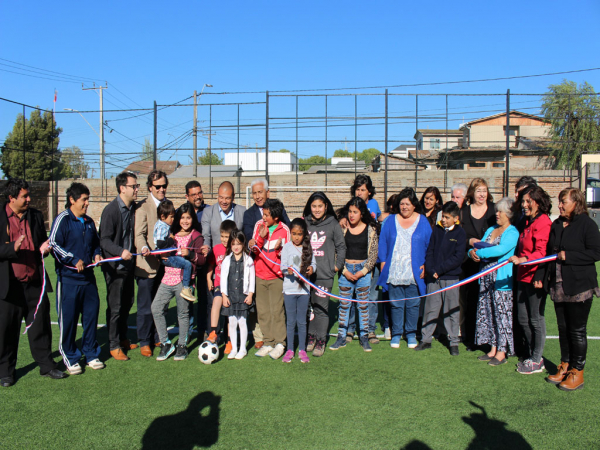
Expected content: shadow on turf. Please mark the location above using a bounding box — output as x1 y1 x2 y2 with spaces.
141 391 221 449
400 401 532 450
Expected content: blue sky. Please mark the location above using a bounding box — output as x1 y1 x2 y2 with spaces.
1 1 599 177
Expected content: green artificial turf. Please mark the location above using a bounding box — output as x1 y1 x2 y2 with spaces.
1 259 600 449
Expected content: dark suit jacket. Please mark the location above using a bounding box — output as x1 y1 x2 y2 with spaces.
242 203 291 239
0 203 51 300
99 197 136 274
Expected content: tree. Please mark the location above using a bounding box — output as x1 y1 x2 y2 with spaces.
360 148 380 165
541 80 600 169
333 149 353 158
197 151 223 165
141 138 155 161
299 155 327 171
276 149 291 153
0 109 65 180
61 146 90 179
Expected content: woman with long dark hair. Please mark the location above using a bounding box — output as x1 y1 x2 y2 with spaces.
420 186 443 229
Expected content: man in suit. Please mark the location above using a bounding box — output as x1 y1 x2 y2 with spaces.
200 181 246 254
0 179 67 387
99 172 138 361
134 170 168 357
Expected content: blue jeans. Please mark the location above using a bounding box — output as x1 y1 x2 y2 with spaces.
337 261 371 338
164 255 193 288
348 264 380 334
388 284 420 340
284 294 310 351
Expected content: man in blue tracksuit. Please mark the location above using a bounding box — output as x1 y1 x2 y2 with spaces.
49 183 104 375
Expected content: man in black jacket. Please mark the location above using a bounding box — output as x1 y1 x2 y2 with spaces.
0 179 67 387
99 172 138 361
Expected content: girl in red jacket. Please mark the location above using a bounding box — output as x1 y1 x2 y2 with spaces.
509 186 552 375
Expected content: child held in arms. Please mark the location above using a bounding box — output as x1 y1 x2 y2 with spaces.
416 201 466 356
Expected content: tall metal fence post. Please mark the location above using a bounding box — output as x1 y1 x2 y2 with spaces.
354 95 357 178
505 89 510 196
265 91 269 183
325 95 328 187
153 101 157 170
384 89 388 203
22 105 26 179
415 95 419 188
295 95 299 187
237 104 240 194
445 94 449 191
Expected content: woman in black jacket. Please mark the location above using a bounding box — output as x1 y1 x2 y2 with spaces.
545 188 600 391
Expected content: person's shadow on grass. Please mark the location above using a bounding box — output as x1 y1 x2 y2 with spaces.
141 391 221 449
463 401 532 449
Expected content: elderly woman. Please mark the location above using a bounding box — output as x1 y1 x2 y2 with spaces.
460 178 496 351
509 185 552 375
544 188 600 391
379 188 432 349
451 183 468 209
469 198 519 365
420 186 443 229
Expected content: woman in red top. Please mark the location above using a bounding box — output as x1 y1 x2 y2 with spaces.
509 185 552 375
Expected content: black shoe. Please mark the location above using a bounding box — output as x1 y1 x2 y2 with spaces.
174 344 188 361
414 342 432 351
488 357 507 366
41 369 68 379
329 334 347 351
450 346 459 356
359 335 372 352
1 376 15 387
157 343 175 361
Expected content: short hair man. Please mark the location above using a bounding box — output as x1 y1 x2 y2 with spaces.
0 179 67 387
185 180 209 233
133 169 169 357
99 171 139 361
243 178 290 240
49 182 104 375
201 181 246 253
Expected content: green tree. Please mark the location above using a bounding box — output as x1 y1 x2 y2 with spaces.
197 151 223 165
299 155 327 171
61 146 90 179
276 149 291 153
0 109 65 180
541 80 600 169
333 149 353 158
141 138 155 161
360 148 380 165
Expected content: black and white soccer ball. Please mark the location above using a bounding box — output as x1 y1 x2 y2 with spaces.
198 341 219 364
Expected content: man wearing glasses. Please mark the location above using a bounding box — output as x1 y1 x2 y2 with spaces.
134 170 169 357
99 172 139 361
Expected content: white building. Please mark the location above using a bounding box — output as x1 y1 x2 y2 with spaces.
224 151 297 173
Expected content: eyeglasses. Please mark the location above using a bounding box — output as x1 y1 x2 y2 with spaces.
152 184 168 190
126 184 140 190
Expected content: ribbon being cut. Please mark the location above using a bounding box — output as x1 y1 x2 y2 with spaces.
253 245 557 304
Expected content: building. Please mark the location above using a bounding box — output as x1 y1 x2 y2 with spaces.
124 160 181 176
224 151 297 174
414 130 463 152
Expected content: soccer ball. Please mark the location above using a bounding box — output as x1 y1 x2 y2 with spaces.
198 341 219 364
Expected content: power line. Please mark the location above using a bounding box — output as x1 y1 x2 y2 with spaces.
0 57 105 83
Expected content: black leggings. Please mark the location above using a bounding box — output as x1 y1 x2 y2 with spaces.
554 299 593 371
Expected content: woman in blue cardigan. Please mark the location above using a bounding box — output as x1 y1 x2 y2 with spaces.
379 188 432 349
468 198 519 366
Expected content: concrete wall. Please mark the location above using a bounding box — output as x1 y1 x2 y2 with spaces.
46 168 575 227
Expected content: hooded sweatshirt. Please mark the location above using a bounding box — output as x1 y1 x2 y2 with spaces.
305 214 346 282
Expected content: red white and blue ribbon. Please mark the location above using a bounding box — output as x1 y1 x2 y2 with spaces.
252 245 557 304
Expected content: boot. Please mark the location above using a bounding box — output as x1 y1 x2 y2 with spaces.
558 368 584 391
546 361 569 385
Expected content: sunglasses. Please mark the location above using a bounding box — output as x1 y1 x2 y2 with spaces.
152 184 168 190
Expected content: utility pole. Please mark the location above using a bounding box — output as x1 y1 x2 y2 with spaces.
202 130 216 193
193 90 198 177
83 83 108 197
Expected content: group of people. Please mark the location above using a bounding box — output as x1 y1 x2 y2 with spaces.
1 172 597 392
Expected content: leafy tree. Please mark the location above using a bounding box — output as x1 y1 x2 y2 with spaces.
360 148 380 165
62 146 90 179
141 138 155 161
299 155 327 171
541 80 600 169
197 151 223 165
0 109 65 180
276 149 291 153
333 149 353 158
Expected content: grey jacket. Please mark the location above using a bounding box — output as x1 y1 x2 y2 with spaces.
201 203 246 249
305 215 346 282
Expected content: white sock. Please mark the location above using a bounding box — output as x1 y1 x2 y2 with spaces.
238 317 248 354
228 316 238 355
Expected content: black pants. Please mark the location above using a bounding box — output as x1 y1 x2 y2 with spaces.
136 266 164 347
104 270 135 351
554 299 593 371
193 266 213 340
0 279 57 378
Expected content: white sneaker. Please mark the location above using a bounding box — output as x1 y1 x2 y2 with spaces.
227 348 238 360
86 359 105 370
67 363 83 375
384 327 391 340
255 345 273 357
269 343 285 360
235 350 247 360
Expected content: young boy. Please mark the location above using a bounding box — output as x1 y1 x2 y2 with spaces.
252 198 290 360
153 201 195 302
206 220 237 346
417 201 466 355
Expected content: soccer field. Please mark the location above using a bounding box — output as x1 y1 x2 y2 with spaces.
2 259 600 449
